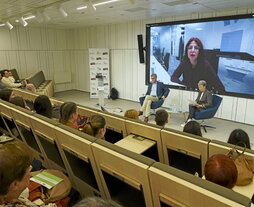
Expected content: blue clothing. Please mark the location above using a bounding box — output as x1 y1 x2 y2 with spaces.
146 81 169 99
0 81 6 89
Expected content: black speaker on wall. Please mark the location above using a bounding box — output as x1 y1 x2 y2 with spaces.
137 34 145 63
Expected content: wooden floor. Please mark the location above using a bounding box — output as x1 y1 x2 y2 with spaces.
54 90 254 149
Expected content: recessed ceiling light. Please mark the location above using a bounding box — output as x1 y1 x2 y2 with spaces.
94 0 118 6
6 21 13 30
59 7 68 17
19 17 28 27
77 5 88 10
24 15 36 20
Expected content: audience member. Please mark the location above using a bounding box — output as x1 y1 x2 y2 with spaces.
7 71 15 83
0 73 6 89
26 83 36 92
155 109 169 127
74 197 122 207
0 70 22 88
59 102 78 129
9 96 26 109
227 129 251 149
204 154 237 189
34 95 53 119
0 89 14 102
124 109 139 120
0 141 56 206
183 120 202 136
82 115 106 139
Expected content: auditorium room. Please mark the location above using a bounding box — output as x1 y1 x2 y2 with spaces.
1 0 254 207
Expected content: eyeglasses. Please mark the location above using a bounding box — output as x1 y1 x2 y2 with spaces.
187 46 200 50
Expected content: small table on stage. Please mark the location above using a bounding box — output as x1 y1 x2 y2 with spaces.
114 134 156 154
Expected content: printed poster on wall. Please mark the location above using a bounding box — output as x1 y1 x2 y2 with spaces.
89 48 110 98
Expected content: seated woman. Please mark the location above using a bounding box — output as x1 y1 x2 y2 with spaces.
59 102 78 129
82 115 106 139
183 120 202 136
204 154 237 189
34 95 53 119
124 109 139 120
0 89 14 102
227 129 251 149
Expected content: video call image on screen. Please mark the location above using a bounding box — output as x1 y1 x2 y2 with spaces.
147 16 254 97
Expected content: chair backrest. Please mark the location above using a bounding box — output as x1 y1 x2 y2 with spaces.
125 119 164 162
12 88 39 102
54 124 104 197
26 71 46 88
98 111 127 143
0 100 23 139
161 128 210 176
0 100 15 136
91 139 155 207
212 94 223 110
8 104 47 166
194 94 222 120
77 104 99 117
149 162 251 207
30 113 64 171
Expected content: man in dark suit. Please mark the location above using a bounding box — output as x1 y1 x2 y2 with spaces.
185 80 213 124
140 73 169 122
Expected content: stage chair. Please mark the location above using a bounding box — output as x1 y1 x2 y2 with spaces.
149 162 251 207
54 124 104 197
8 104 47 166
208 140 254 200
139 96 164 112
91 139 155 207
30 113 66 171
193 94 222 132
125 118 164 162
161 128 210 177
98 111 127 143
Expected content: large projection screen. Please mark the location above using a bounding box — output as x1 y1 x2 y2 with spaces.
146 14 254 99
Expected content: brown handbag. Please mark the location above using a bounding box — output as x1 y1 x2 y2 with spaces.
227 143 254 186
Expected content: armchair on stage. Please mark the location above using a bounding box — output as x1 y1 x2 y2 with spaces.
139 96 164 111
193 94 223 133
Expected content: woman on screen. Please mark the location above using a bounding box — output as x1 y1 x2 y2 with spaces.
171 37 225 93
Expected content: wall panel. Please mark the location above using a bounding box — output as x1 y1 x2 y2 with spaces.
70 8 254 125
0 26 72 92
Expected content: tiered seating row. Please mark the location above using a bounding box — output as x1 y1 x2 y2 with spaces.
0 91 252 207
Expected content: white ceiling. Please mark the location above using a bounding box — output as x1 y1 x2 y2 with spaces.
0 0 254 29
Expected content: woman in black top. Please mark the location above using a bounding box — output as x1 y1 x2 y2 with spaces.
171 37 225 93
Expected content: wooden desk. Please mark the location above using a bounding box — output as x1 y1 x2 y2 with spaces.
115 134 156 154
233 182 254 200
203 176 254 200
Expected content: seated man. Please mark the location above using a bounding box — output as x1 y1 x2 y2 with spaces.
1 70 22 88
184 80 212 125
140 73 169 122
155 109 169 128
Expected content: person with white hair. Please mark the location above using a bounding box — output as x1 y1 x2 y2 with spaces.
183 80 213 125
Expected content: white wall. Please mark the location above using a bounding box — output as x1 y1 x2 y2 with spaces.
70 8 254 125
1 8 254 124
0 26 74 92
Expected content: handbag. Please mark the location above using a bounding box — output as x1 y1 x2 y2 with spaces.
227 143 254 186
